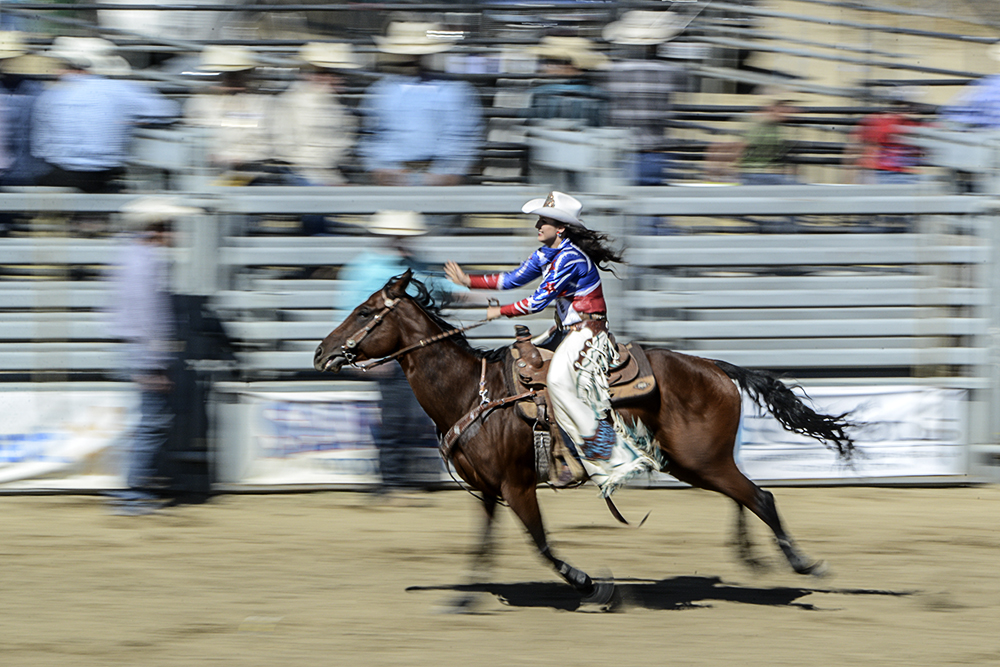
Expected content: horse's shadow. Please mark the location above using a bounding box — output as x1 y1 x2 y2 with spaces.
408 575 914 612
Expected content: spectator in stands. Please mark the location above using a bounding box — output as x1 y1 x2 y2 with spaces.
1 49 58 189
338 211 461 499
600 11 688 234
185 45 276 185
31 37 179 193
704 94 800 232
273 42 359 188
844 87 924 185
0 31 26 185
358 22 483 187
526 35 609 128
940 43 1000 130
106 197 200 515
733 96 800 186
601 11 688 187
271 42 359 235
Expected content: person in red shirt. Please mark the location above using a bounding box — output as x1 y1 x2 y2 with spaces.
845 89 924 185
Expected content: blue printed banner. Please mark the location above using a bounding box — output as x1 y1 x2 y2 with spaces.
0 387 137 490
228 390 447 487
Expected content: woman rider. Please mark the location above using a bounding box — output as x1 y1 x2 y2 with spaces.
445 191 656 495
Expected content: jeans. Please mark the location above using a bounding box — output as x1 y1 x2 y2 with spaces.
740 171 798 186
874 170 919 185
110 388 173 502
629 152 680 235
374 364 434 490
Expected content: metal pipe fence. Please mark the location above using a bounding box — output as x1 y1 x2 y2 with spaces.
0 184 997 475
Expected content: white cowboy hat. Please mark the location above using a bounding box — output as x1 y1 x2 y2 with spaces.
120 197 202 230
47 36 131 75
299 42 360 70
529 35 609 71
0 31 27 59
198 44 256 72
373 22 460 55
369 210 427 236
602 10 686 45
522 191 585 227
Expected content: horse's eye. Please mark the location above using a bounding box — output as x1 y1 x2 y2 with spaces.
358 307 373 318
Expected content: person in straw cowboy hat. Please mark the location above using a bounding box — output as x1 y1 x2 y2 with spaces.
525 34 610 129
107 196 201 515
340 211 465 497
267 42 361 234
0 30 29 188
358 21 482 187
184 44 277 183
445 192 658 495
272 42 360 190
601 10 689 189
32 36 178 194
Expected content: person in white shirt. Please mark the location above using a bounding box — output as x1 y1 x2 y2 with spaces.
272 42 359 187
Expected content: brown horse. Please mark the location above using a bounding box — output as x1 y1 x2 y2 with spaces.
314 271 855 605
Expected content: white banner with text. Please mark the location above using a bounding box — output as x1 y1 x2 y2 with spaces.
0 387 136 491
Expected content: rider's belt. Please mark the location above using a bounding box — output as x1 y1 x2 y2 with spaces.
557 312 607 332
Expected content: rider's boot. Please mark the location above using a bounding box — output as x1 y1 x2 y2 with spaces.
578 416 656 496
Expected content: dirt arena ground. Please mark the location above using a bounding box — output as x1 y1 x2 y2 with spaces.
1 485 997 667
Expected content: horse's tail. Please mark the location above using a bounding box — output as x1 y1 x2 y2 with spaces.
713 359 856 460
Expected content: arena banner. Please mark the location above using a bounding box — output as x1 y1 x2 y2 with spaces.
730 385 967 482
221 389 447 488
0 386 137 491
224 385 968 490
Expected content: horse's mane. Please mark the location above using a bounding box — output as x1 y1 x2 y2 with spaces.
403 276 509 364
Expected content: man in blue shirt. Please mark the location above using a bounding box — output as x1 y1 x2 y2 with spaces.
32 37 179 193
1 52 56 189
107 197 200 515
358 22 483 187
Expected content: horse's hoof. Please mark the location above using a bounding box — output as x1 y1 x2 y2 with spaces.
579 580 616 610
796 559 830 578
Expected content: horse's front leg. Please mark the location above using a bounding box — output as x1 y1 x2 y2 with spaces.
443 494 499 612
503 482 614 606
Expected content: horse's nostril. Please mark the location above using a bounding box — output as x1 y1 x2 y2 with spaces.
314 346 324 362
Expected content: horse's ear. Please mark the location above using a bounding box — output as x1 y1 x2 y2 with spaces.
385 269 413 299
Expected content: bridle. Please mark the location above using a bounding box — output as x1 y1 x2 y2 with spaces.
336 289 490 371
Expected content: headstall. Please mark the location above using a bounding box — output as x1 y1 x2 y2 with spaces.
339 290 490 371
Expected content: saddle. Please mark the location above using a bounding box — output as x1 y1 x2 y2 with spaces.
507 325 657 486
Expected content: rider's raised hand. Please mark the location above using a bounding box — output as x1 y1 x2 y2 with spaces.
444 261 471 287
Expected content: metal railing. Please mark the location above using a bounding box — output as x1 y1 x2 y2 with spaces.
0 183 996 442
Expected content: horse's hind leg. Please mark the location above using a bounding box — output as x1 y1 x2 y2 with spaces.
750 485 827 575
732 501 770 572
503 483 613 604
680 461 824 575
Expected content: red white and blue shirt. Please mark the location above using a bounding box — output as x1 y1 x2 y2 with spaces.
469 239 606 326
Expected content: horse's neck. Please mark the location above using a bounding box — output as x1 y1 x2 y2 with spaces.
397 338 489 432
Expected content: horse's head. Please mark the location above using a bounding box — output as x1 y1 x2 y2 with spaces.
313 269 416 373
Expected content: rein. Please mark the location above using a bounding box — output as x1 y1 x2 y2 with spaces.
340 290 491 371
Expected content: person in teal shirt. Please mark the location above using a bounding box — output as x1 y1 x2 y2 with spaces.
337 211 464 496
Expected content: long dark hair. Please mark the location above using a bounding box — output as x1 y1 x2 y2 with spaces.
562 224 624 272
